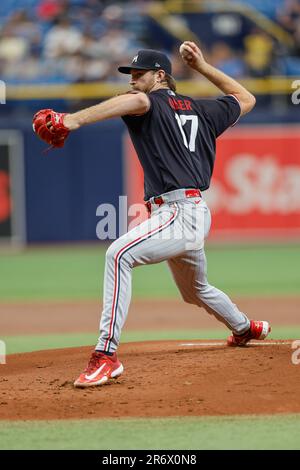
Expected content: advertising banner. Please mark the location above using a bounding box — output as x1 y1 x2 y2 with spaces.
0 143 11 238
0 131 25 245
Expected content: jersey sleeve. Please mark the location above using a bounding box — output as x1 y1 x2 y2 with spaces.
121 95 154 128
196 95 241 137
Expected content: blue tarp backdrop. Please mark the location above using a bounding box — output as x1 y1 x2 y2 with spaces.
18 119 125 242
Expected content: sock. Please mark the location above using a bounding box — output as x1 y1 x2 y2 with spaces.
95 349 114 356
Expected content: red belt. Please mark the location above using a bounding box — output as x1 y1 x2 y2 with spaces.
146 188 201 213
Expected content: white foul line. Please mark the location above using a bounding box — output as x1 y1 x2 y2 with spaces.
179 341 291 347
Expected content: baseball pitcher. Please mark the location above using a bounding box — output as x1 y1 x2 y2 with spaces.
33 42 271 388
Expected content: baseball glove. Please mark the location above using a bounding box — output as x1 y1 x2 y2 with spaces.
32 109 70 148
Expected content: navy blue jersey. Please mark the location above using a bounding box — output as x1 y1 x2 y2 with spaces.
122 89 240 200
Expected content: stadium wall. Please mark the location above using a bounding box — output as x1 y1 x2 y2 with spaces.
0 118 124 243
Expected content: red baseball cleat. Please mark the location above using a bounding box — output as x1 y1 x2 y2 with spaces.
227 320 271 347
74 351 124 388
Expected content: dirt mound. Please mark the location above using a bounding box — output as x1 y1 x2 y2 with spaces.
1 340 299 420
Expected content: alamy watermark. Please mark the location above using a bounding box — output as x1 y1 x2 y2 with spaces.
291 80 300 105
291 340 300 365
0 80 6 104
95 196 205 250
0 340 6 364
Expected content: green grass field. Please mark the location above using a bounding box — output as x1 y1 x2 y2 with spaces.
1 415 300 450
1 243 300 450
1 243 300 301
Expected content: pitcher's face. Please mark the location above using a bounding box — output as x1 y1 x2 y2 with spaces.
129 69 157 93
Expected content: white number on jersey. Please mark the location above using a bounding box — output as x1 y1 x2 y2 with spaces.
175 114 198 152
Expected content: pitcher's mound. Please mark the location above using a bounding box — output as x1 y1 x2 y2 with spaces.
1 340 299 420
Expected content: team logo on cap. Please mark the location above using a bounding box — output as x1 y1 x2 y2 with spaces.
155 62 161 67
132 55 138 63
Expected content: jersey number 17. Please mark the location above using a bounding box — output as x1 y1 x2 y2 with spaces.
175 114 198 152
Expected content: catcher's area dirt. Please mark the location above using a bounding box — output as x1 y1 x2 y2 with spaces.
1 297 300 420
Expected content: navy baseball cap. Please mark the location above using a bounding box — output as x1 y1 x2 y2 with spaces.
118 49 172 75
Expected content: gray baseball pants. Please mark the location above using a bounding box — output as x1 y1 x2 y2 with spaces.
96 189 250 353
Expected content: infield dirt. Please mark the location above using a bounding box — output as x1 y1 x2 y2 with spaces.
1 297 299 334
1 339 299 420
1 297 300 420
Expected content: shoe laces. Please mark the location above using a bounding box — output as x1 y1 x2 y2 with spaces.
85 352 106 374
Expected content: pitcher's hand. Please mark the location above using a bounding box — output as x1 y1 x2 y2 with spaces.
179 41 206 71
